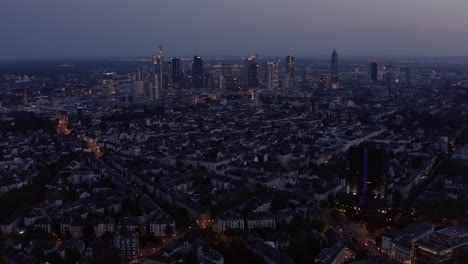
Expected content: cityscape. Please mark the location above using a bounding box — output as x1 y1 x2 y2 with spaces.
1 1 468 264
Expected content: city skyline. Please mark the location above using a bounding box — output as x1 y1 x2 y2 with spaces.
2 0 468 60
1 1 468 264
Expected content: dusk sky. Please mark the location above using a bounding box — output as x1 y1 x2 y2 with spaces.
1 0 468 60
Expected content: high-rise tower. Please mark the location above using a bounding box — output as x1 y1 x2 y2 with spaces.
245 54 259 88
151 46 163 100
265 61 279 91
330 49 339 89
101 71 114 96
137 66 143 81
171 58 181 83
285 54 295 90
222 64 235 91
192 56 204 89
133 66 144 97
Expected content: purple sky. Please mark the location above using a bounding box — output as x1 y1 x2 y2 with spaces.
1 0 468 59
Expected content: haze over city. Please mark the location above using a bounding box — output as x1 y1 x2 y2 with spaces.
2 0 468 59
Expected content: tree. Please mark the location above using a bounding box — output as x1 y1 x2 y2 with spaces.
64 184 78 202
101 231 113 241
393 191 403 207
47 251 62 264
90 254 123 264
99 122 108 130
121 198 142 216
65 248 81 264
51 218 62 237
322 119 329 128
141 233 162 246
344 130 353 137
0 229 4 249
164 225 174 237
31 247 46 262
271 192 289 211
310 220 327 233
83 224 96 242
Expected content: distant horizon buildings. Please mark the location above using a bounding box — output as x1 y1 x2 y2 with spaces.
128 47 424 94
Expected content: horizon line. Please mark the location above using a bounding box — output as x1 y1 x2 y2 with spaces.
1 54 468 63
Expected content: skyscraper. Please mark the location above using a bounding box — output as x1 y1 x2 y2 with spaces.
149 73 159 100
265 61 279 91
101 72 114 96
222 64 235 91
137 66 143 82
285 54 295 90
245 54 259 88
330 49 339 89
171 58 181 83
151 46 163 100
132 66 144 97
192 56 204 89
369 60 378 81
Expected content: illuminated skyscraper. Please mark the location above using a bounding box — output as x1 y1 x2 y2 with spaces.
330 49 339 89
369 60 378 81
192 56 204 89
265 61 279 91
285 54 295 90
245 54 259 88
151 46 163 99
